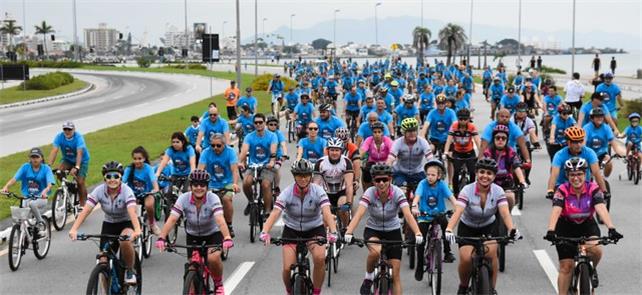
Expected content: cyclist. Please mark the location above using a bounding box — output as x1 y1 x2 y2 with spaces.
297 121 328 164
359 121 394 190
195 106 230 153
357 92 376 124
269 74 284 117
184 116 200 150
388 118 433 187
378 87 395 112
2 147 54 235
284 87 300 117
420 94 457 157
481 66 493 97
324 76 340 107
374 98 394 134
393 94 420 137
292 93 315 139
344 86 362 127
47 121 90 206
512 102 539 183
198 134 240 237
69 161 141 285
544 157 623 294
548 104 576 161
595 72 624 119
487 77 505 120
624 113 642 161
155 170 234 295
334 127 362 189
224 80 240 120
482 125 528 210
541 85 563 137
584 108 624 178
416 72 431 95
578 92 620 134
444 158 520 295
521 82 541 118
344 163 423 295
230 105 255 143
479 108 532 168
123 146 160 235
267 115 288 194
314 138 354 233
389 80 404 107
444 108 480 194
500 86 521 115
418 84 436 124
237 87 258 114
316 103 346 140
260 159 337 295
238 113 278 215
444 79 458 98
156 132 196 191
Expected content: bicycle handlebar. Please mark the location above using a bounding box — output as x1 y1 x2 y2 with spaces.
419 210 454 218
1 191 38 200
76 233 130 241
455 235 516 244
270 237 327 246
165 242 223 252
348 238 414 248
546 236 619 246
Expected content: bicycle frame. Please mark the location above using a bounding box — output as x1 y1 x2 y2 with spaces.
456 235 515 295
271 237 327 295
351 238 412 294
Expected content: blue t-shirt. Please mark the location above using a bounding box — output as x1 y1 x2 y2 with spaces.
552 146 598 185
583 122 614 156
579 103 611 126
53 132 90 164
551 115 577 145
324 80 339 94
489 84 505 101
415 179 452 222
154 163 173 189
389 88 404 106
199 146 238 189
426 108 457 142
500 94 521 114
269 80 284 94
316 116 347 140
13 163 55 197
394 105 419 125
123 163 157 195
297 137 327 163
624 125 642 147
285 92 299 110
236 114 255 135
444 85 458 97
454 99 469 112
165 145 196 176
344 92 362 112
377 111 394 125
481 121 524 149
595 83 621 112
382 94 394 112
294 102 315 125
357 122 391 139
199 118 230 148
543 95 563 116
184 125 200 146
243 131 277 165
272 130 287 158
237 96 258 113
359 105 377 120
419 92 435 112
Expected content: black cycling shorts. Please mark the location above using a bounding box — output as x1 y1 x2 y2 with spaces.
327 190 346 207
554 218 600 260
363 227 403 260
185 232 223 258
100 220 134 254
456 219 499 248
281 225 326 245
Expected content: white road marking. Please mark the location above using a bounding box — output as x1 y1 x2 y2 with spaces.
26 125 53 132
533 249 559 294
138 102 150 107
225 261 255 294
511 207 522 216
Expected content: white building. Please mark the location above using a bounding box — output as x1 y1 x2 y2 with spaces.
163 25 193 48
84 23 120 53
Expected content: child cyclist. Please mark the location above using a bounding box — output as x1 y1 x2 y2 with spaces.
412 160 457 281
624 113 642 162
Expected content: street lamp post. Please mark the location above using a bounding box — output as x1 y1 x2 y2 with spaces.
254 0 258 76
235 0 241 88
222 21 227 39
72 0 79 61
333 9 340 52
571 0 576 75
467 0 473 67
375 2 381 46
290 14 295 45
262 17 267 38
517 0 522 70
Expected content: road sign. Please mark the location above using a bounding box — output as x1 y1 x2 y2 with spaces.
202 33 220 63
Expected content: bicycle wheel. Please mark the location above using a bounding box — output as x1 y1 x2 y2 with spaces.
33 217 51 259
634 161 641 185
249 205 257 243
375 276 391 295
86 263 111 295
326 245 333 287
8 224 24 271
408 242 416 270
474 265 492 295
430 242 442 295
142 224 153 258
577 263 592 295
517 188 524 210
52 189 68 231
497 219 507 272
182 270 204 295
135 232 144 266
627 161 634 181
292 274 308 295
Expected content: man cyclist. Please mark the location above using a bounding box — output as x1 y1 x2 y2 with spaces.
284 87 300 117
541 85 563 137
583 108 625 178
444 108 480 194
292 94 315 139
357 92 377 124
316 103 346 140
335 127 362 187
344 86 362 129
595 72 624 119
389 80 404 107
487 77 505 120
375 98 395 135
269 74 284 118
420 94 457 157
48 121 90 206
479 108 532 169
500 86 521 115
512 102 540 182
195 106 230 153
237 87 258 114
393 94 420 137
418 84 436 124
387 118 433 188
577 92 620 134
324 76 340 107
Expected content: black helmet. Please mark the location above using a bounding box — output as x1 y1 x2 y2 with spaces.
266 115 279 124
189 169 211 183
424 159 446 174
456 108 471 120
319 103 332 112
589 108 606 118
371 121 385 131
102 161 124 176
291 159 314 175
370 162 393 177
476 158 498 174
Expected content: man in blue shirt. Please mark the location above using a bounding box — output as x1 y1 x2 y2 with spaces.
284 87 300 111
500 87 521 115
316 103 346 140
583 108 624 178
488 77 505 120
375 98 394 134
577 92 621 135
595 73 624 119
479 108 532 166
389 81 404 107
48 121 90 205
420 95 457 154
394 95 420 131
195 106 230 153
416 72 431 93
358 94 377 124
236 87 258 114
343 86 362 122
356 112 391 146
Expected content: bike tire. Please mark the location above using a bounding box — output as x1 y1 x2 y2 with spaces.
475 264 492 295
627 161 634 181
182 270 204 295
409 243 416 270
431 242 442 295
143 224 153 258
634 161 641 185
517 188 524 210
497 219 507 273
249 205 257 243
8 224 23 271
326 245 333 287
292 274 308 295
33 217 51 259
85 263 111 295
52 189 68 231
577 263 592 295
375 276 391 295
135 230 144 266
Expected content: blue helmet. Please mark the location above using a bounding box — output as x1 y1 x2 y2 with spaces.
629 112 641 121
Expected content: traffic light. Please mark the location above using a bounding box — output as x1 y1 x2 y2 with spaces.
51 35 55 41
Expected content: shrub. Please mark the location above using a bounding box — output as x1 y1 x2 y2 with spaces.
136 57 152 68
251 74 297 91
622 98 642 117
164 64 207 70
20 71 74 90
0 60 83 68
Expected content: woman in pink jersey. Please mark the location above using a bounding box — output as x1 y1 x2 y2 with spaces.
359 121 393 190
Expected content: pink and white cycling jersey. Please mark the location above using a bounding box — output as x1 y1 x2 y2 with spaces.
360 136 393 163
553 181 604 224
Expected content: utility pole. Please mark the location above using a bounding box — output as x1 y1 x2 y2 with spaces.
254 0 258 76
235 0 242 88
290 14 295 45
571 0 576 75
72 0 79 61
375 2 382 46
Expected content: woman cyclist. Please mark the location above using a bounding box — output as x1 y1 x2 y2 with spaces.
444 108 480 194
155 132 196 191
260 159 337 295
297 121 327 164
359 122 394 190
444 158 520 295
69 161 142 285
544 157 623 295
123 146 160 235
156 170 234 295
344 163 423 295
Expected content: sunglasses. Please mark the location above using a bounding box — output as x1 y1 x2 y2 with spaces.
308 127 318 131
63 128 73 131
373 177 389 184
568 172 584 179
191 182 208 188
570 140 583 144
104 173 121 180
494 136 508 141
212 144 224 148
517 109 527 113
209 113 219 117
254 121 265 125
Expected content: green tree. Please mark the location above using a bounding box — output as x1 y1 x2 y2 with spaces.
311 38 332 50
438 23 467 66
34 21 55 58
412 26 431 67
0 20 23 51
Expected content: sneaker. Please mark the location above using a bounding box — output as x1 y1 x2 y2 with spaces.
36 221 47 238
125 270 137 285
444 252 456 263
591 268 599 288
414 263 424 281
243 204 251 216
151 223 161 236
456 285 469 295
228 225 235 238
359 279 373 295
492 289 498 295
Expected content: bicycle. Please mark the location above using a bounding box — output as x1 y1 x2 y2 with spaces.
455 235 517 295
134 193 154 262
246 163 267 243
398 181 419 270
449 155 476 196
211 186 235 261
76 233 142 295
416 210 453 295
622 146 641 185
324 203 351 287
51 169 80 231
2 192 51 271
166 242 223 295
546 236 619 295
287 110 297 143
270 237 327 295
158 175 188 244
350 238 413 295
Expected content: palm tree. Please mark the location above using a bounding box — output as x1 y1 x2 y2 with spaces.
412 26 431 67
34 21 55 58
438 23 467 66
0 20 23 50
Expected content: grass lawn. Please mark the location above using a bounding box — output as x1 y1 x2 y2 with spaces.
0 79 88 105
79 64 243 80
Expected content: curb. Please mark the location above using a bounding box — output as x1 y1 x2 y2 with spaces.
0 82 95 109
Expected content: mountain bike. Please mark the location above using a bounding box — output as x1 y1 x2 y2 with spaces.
158 175 188 244
398 181 419 270
622 147 641 185
211 186 235 261
449 155 476 196
51 169 80 231
134 193 154 262
455 235 516 295
271 237 327 295
2 192 51 271
247 163 266 243
166 242 223 295
77 233 142 295
546 236 619 295
416 210 453 295
325 203 351 287
350 238 413 295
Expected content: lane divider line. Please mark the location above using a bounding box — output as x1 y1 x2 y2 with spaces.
533 249 559 294
511 207 522 216
225 261 255 294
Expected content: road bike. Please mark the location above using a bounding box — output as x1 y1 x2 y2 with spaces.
546 236 619 295
77 233 142 295
455 235 517 295
416 210 453 295
158 175 188 244
166 242 223 295
51 169 80 231
211 186 235 261
2 192 51 271
271 237 327 295
325 203 351 287
350 238 413 295
246 163 267 243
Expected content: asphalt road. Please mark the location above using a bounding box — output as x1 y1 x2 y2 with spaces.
0 74 639 295
0 69 226 157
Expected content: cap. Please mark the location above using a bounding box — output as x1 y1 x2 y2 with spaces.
62 121 75 129
29 147 44 158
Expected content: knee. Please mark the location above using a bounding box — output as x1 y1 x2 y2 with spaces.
559 262 573 275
